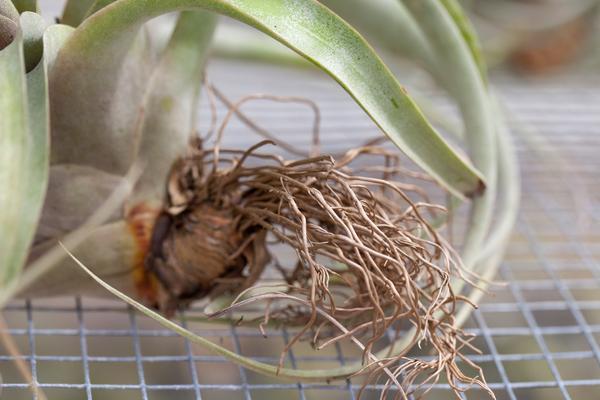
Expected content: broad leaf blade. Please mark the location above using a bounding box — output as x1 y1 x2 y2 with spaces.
132 10 217 204
49 25 156 175
51 0 485 199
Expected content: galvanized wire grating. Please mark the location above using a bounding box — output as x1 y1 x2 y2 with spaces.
2 57 600 399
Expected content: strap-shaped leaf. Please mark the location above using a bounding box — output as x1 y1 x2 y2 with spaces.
0 9 73 287
440 0 487 80
320 0 436 68
50 0 484 199
6 12 51 280
403 0 497 267
131 10 217 205
0 2 32 285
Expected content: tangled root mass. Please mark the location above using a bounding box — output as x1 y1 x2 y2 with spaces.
145 138 492 398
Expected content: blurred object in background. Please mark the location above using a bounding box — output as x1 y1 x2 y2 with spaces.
466 0 600 73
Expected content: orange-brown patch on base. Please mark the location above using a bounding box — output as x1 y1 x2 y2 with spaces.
126 203 161 307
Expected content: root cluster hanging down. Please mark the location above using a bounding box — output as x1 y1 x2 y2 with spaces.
145 136 490 397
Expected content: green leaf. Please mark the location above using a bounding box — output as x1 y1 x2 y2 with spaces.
60 0 96 26
21 222 138 298
36 165 122 244
0 9 73 287
50 0 484 199
212 23 311 68
0 2 31 285
0 161 140 307
5 12 51 281
20 11 45 71
12 0 38 14
49 20 157 175
68 246 377 381
131 10 217 205
83 0 118 19
440 0 487 80
403 0 497 267
320 0 436 68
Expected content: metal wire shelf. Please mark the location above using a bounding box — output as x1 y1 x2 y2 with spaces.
2 15 600 398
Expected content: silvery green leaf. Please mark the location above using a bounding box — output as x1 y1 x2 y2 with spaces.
35 164 122 244
49 23 157 175
131 11 217 205
50 0 485 199
0 1 33 285
23 221 138 298
403 0 497 267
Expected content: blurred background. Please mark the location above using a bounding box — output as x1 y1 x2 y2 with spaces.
2 1 600 399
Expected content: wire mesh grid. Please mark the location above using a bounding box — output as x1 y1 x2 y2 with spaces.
1 58 600 400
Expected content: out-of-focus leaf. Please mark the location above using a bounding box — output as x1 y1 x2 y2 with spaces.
36 164 122 244
403 0 496 267
69 248 367 381
131 10 217 205
0 13 73 288
0 1 31 285
320 0 435 67
49 19 156 175
0 162 141 308
83 0 118 19
12 0 38 14
22 222 138 298
5 11 51 281
50 0 484 199
440 0 486 80
40 24 74 70
20 11 45 71
60 0 96 26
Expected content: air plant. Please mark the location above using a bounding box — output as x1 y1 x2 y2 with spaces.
0 0 519 398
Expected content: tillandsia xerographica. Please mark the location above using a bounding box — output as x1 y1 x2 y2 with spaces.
0 0 520 398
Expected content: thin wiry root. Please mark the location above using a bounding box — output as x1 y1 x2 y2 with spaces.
150 138 491 398
145 85 492 398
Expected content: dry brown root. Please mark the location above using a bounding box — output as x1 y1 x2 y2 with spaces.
144 136 492 398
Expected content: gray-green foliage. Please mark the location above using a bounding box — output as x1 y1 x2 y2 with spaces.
0 0 519 387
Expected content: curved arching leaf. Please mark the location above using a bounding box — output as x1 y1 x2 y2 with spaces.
320 0 436 68
403 0 497 267
440 0 486 80
50 0 485 199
